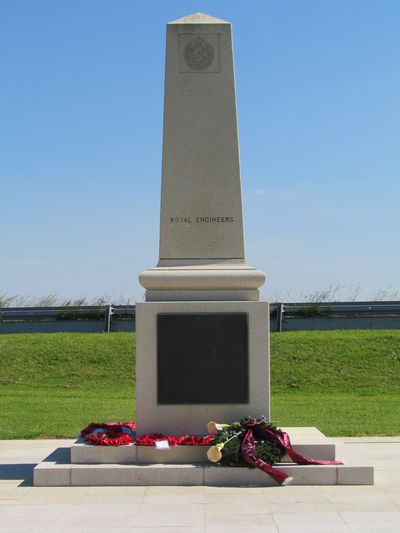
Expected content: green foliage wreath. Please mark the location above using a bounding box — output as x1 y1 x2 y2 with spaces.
211 417 285 467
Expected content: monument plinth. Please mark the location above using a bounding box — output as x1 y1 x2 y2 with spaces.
137 13 270 435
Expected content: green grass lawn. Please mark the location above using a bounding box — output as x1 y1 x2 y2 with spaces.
0 330 399 438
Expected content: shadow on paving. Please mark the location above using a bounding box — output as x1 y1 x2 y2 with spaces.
0 447 70 487
0 463 35 486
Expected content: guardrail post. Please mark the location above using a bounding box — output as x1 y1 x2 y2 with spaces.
277 303 283 332
105 305 114 333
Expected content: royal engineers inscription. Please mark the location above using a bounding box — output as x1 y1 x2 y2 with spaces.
170 216 234 224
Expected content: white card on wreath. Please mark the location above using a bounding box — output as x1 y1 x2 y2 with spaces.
155 440 170 450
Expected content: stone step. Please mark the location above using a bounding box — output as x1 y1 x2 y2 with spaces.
34 460 373 487
71 439 337 464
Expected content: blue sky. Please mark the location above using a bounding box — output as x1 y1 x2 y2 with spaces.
1 0 399 303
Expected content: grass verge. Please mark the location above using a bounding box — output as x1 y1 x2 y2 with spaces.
0 330 399 438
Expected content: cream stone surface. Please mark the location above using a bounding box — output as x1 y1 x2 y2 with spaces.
29 432 377 488
144 289 261 302
337 465 374 485
140 266 266 289
281 444 336 462
71 440 136 464
34 463 71 486
203 465 342 487
69 434 336 465
140 264 266 301
70 464 204 487
159 14 243 261
137 446 208 464
34 460 374 487
139 13 265 301
169 12 229 25
135 301 270 437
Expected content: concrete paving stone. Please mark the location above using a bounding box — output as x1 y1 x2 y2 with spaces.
323 485 391 503
386 492 400 505
0 440 75 446
273 511 349 532
85 486 146 495
80 492 145 505
20 486 88 505
65 503 141 527
60 529 206 533
263 485 330 502
134 503 205 527
204 502 272 514
280 427 325 437
0 486 31 499
3 436 400 533
206 527 278 533
339 511 400 531
330 438 364 443
269 501 337 513
0 504 82 529
204 486 264 494
145 485 205 495
359 437 400 442
143 493 206 504
0 499 21 505
373 470 400 492
204 493 267 504
333 501 400 512
2 529 63 533
205 511 276 528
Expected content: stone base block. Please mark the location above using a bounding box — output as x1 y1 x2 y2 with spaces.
34 461 374 487
71 441 137 464
33 429 374 487
71 440 336 464
136 300 271 436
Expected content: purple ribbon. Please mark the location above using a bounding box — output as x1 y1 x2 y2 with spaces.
240 419 342 485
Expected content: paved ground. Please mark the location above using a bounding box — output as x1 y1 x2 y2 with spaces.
0 437 400 532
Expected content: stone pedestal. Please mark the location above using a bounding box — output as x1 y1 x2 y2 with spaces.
137 13 269 437
136 301 270 435
33 428 375 486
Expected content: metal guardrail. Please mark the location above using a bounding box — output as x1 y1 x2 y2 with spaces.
270 301 400 332
0 305 136 334
0 301 399 334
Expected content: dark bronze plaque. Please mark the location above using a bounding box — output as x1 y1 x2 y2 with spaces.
157 313 248 404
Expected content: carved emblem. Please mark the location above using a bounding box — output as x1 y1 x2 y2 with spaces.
183 36 215 71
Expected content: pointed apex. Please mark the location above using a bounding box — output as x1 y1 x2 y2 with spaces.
168 12 229 25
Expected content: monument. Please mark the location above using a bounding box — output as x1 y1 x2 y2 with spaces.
33 13 373 487
136 12 269 436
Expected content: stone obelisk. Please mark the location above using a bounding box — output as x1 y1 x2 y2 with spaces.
137 13 270 436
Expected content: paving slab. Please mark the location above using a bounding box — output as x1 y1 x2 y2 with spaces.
0 437 399 532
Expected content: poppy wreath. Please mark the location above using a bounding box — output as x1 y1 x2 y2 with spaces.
80 422 136 447
135 433 214 446
80 422 214 447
